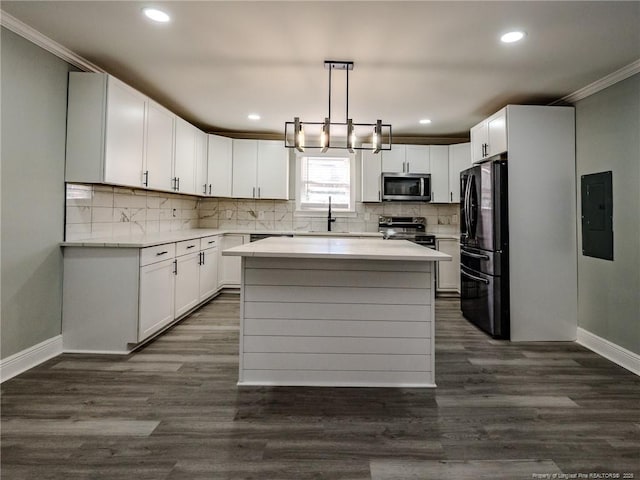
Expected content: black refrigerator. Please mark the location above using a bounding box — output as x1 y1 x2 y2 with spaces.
459 156 510 339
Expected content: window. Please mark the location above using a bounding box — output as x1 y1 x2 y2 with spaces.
296 153 356 213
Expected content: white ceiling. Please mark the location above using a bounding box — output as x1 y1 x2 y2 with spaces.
2 1 639 140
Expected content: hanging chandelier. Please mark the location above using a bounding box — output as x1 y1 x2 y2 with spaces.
284 61 392 154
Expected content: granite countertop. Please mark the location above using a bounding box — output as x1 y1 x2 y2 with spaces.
61 229 383 248
223 236 452 262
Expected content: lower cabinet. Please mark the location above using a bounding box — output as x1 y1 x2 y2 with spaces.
62 234 222 354
219 234 247 287
436 238 460 293
175 251 201 317
139 257 176 340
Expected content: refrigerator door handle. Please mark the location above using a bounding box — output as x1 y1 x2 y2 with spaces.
461 269 490 284
461 250 490 260
464 176 472 236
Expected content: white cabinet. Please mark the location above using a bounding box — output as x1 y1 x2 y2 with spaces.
381 145 406 172
405 145 430 174
448 143 471 203
194 130 209 196
219 234 246 287
174 118 197 195
175 250 201 317
436 238 460 293
470 108 507 163
361 149 382 202
382 145 430 173
139 257 176 340
199 238 219 301
66 73 146 188
207 134 233 197
232 139 289 199
429 145 449 203
144 100 175 191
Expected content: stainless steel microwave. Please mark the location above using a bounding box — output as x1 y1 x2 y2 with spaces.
381 172 431 201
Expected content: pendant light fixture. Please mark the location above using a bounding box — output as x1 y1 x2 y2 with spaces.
285 61 392 153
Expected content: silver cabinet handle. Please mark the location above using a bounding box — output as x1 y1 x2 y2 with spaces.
461 250 489 260
461 269 489 284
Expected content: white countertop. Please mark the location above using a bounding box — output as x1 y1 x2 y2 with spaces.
223 236 451 262
61 229 383 248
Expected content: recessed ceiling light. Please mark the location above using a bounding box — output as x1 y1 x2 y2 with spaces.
501 31 526 43
419 119 432 125
248 114 261 121
142 8 170 23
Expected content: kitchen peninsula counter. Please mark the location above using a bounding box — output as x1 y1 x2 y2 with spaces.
224 237 450 388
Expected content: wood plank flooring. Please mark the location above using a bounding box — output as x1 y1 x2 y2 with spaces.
2 294 638 479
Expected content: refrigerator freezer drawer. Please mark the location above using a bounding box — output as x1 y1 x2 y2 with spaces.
460 266 509 339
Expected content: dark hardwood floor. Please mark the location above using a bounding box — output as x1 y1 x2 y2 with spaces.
2 294 638 479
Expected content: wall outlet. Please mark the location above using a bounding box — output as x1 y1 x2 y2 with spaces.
226 210 233 219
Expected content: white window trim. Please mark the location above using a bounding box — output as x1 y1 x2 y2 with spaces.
294 150 357 217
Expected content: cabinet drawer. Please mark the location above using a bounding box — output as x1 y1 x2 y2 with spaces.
200 235 219 250
176 238 201 257
140 243 176 267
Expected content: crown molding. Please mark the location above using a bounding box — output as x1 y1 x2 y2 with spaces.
553 59 640 105
1 10 104 73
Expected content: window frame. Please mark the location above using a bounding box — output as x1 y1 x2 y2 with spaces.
294 150 357 217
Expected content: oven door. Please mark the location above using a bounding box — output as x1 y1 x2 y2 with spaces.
460 265 509 339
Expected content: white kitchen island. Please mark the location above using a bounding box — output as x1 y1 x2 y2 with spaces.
223 236 451 388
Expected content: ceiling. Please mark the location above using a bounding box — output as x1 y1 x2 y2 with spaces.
2 1 639 141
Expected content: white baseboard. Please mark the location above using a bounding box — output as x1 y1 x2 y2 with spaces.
577 328 640 376
0 335 63 383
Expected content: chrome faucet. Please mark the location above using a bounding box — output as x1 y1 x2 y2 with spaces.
327 196 336 232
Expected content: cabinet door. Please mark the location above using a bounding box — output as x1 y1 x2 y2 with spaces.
470 121 488 163
207 134 233 197
139 258 175 341
145 101 175 191
194 130 208 196
104 77 146 187
232 139 258 198
174 118 197 195
429 145 449 203
448 143 471 203
219 235 245 287
405 145 430 174
487 109 507 157
361 149 382 202
199 247 219 301
436 239 461 292
175 251 201 317
257 140 289 200
381 145 406 172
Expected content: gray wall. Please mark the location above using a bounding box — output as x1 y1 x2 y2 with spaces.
575 73 640 354
1 28 72 359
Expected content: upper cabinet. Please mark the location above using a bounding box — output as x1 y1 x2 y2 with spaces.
361 148 382 202
361 142 471 203
144 100 175 192
67 73 146 187
448 142 472 203
382 145 430 173
194 129 208 196
470 108 507 163
173 118 198 195
232 139 289 200
429 145 449 203
207 134 233 197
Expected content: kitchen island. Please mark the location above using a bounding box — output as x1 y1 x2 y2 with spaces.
223 236 451 388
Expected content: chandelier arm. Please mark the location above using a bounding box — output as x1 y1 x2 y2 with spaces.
346 67 349 122
328 65 332 121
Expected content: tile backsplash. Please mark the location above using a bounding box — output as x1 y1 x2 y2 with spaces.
65 184 459 241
